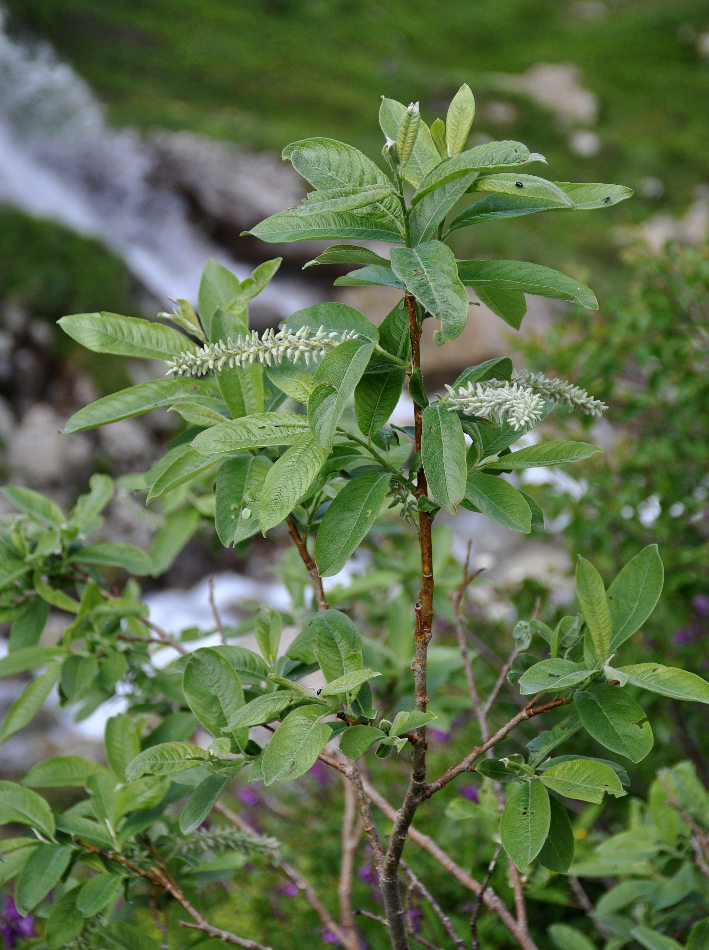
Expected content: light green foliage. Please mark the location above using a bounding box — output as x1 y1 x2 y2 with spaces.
1 82 707 950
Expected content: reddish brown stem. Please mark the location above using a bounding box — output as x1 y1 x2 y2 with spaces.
286 515 330 610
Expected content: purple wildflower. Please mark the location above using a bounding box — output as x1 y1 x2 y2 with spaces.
0 896 35 947
238 786 260 808
427 727 449 745
674 629 692 646
693 594 709 616
320 928 341 945
308 760 332 789
277 882 299 898
459 784 480 804
357 865 377 885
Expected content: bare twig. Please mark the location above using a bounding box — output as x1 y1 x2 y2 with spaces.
338 777 363 950
76 838 270 949
354 909 446 950
569 876 613 940
471 843 502 950
286 515 329 611
423 696 569 799
209 574 227 644
401 859 465 949
452 541 487 738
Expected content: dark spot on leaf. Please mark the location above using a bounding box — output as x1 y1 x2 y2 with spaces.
515 181 524 188
604 196 611 204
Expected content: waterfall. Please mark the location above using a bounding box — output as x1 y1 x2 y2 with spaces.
0 10 309 317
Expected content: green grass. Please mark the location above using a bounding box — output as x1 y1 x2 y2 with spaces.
4 0 709 298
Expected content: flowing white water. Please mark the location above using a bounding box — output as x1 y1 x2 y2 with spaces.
0 10 309 315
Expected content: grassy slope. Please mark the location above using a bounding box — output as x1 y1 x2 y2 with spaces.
4 0 709 296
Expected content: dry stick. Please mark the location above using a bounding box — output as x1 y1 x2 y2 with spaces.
213 800 351 945
568 876 613 941
452 541 486 731
209 574 228 644
401 859 465 950
317 750 539 950
354 909 446 950
471 843 502 950
423 696 569 799
286 515 330 610
76 838 270 950
338 778 363 950
360 777 540 950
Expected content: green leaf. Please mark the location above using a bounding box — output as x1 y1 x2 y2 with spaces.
500 780 551 871
575 684 653 762
0 647 64 679
464 472 532 533
688 920 709 950
255 606 282 664
308 339 375 446
183 648 245 740
23 756 95 788
391 241 469 345
283 136 391 189
145 445 218 502
575 556 612 661
451 357 513 389
483 441 602 470
46 890 84 948
334 263 404 289
286 301 379 343
471 173 573 206
379 98 440 187
150 508 201 575
315 471 391 576
179 773 229 833
303 185 395 212
408 171 479 245
0 780 55 837
355 367 405 436
70 473 114 529
304 244 390 269
617 663 709 703
320 669 381 696
1 662 61 742
77 874 124 917
193 412 310 457
631 927 684 950
226 692 296 730
198 259 244 336
262 705 331 785
59 312 196 360
517 659 592 695
340 725 386 759
126 742 209 780
608 545 664 650
2 486 65 526
15 843 73 915
445 83 476 155
248 207 404 243
259 435 329 532
310 609 363 682
164 296 205 340
413 140 534 204
105 714 141 781
62 378 217 433
539 758 626 803
215 455 271 547
421 404 467 511
68 542 153 575
539 796 575 873
103 922 162 950
211 645 269 686
549 924 597 950
457 259 598 315
474 286 527 329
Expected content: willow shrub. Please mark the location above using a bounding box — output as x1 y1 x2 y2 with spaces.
1 86 708 950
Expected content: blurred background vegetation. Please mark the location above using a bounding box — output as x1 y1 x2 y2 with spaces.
1 2 708 947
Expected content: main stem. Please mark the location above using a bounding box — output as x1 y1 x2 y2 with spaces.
379 293 435 950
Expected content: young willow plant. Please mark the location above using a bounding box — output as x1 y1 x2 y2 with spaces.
1 85 708 950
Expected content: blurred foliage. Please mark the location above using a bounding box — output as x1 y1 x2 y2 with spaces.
516 238 709 776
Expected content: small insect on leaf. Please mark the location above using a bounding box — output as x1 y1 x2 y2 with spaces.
515 181 524 188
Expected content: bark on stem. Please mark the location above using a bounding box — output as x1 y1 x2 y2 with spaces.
286 515 330 610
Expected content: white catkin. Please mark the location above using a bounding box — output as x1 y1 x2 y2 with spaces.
166 326 359 378
443 372 606 430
